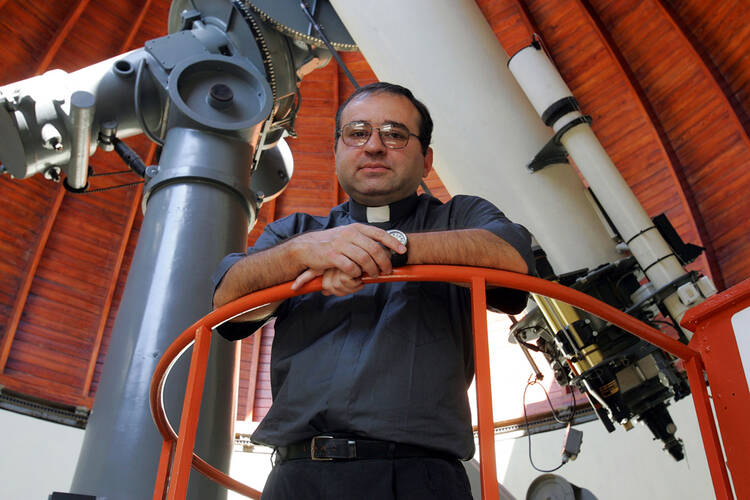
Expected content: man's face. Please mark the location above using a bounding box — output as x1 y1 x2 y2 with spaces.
335 92 433 206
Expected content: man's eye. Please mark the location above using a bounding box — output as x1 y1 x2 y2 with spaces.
383 130 408 140
348 130 369 138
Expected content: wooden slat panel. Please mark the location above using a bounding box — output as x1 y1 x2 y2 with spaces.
586 0 750 286
668 0 750 132
6 339 88 389
0 0 80 83
0 372 91 408
0 186 65 373
35 0 92 74
476 0 539 57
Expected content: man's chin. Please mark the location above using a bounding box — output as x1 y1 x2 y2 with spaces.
351 190 409 206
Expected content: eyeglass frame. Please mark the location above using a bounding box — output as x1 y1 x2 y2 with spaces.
336 121 423 150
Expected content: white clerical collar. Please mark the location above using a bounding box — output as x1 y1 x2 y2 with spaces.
366 205 390 223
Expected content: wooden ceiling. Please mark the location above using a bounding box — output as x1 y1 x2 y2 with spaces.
0 0 748 416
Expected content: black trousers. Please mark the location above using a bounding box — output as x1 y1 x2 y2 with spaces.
261 457 474 500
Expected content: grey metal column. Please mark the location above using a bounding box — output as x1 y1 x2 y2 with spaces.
71 129 254 500
71 51 272 499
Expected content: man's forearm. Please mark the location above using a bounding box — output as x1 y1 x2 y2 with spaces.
213 239 307 310
214 222 404 310
407 229 528 274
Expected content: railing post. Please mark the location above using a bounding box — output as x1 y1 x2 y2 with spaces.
471 277 500 500
153 440 174 500
682 278 750 500
684 356 734 500
167 325 213 500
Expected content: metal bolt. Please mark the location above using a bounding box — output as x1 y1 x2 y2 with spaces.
208 83 233 109
145 165 159 178
44 166 61 182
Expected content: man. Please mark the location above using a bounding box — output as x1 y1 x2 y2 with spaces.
212 82 534 499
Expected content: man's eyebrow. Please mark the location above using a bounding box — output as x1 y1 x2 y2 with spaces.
381 120 410 129
345 119 413 131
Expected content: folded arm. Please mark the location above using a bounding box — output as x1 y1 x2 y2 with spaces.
294 227 529 297
212 223 403 321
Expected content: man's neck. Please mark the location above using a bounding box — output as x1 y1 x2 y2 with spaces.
347 193 420 223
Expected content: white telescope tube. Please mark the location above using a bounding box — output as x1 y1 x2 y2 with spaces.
329 0 621 276
508 43 702 325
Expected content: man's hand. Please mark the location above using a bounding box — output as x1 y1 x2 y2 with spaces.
320 268 365 296
291 223 405 290
293 268 364 295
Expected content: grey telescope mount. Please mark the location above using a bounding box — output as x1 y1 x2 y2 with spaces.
0 1 355 498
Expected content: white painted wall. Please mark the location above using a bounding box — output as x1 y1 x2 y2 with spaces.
0 409 84 500
487 396 714 500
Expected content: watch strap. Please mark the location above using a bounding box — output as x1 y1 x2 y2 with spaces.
387 229 408 267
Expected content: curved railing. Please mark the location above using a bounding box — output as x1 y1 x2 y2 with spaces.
150 265 733 500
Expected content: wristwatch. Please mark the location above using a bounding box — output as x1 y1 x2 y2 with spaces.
387 229 408 267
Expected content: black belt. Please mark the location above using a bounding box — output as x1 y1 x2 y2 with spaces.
275 436 456 462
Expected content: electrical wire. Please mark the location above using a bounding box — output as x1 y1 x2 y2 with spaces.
79 180 144 194
522 374 577 473
649 318 681 336
89 169 133 177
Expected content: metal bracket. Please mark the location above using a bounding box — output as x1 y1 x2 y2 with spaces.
527 115 592 172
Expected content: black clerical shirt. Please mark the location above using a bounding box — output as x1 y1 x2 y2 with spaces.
212 194 534 459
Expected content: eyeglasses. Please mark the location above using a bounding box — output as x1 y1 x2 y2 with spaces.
338 121 421 149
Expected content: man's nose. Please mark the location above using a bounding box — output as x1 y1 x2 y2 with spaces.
363 130 386 153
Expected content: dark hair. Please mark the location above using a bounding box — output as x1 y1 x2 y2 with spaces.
334 82 433 154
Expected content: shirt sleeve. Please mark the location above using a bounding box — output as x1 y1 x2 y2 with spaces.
451 195 536 314
210 224 288 341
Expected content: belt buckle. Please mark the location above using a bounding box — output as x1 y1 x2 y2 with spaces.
311 435 357 461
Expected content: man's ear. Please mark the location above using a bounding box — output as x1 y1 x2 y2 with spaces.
422 147 434 178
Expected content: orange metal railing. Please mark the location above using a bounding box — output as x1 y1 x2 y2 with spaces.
150 265 747 500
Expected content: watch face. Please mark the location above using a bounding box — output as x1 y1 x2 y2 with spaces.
388 229 407 245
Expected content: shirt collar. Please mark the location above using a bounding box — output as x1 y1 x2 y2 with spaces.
347 193 419 223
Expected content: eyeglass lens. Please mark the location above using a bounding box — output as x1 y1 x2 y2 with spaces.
341 122 412 149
